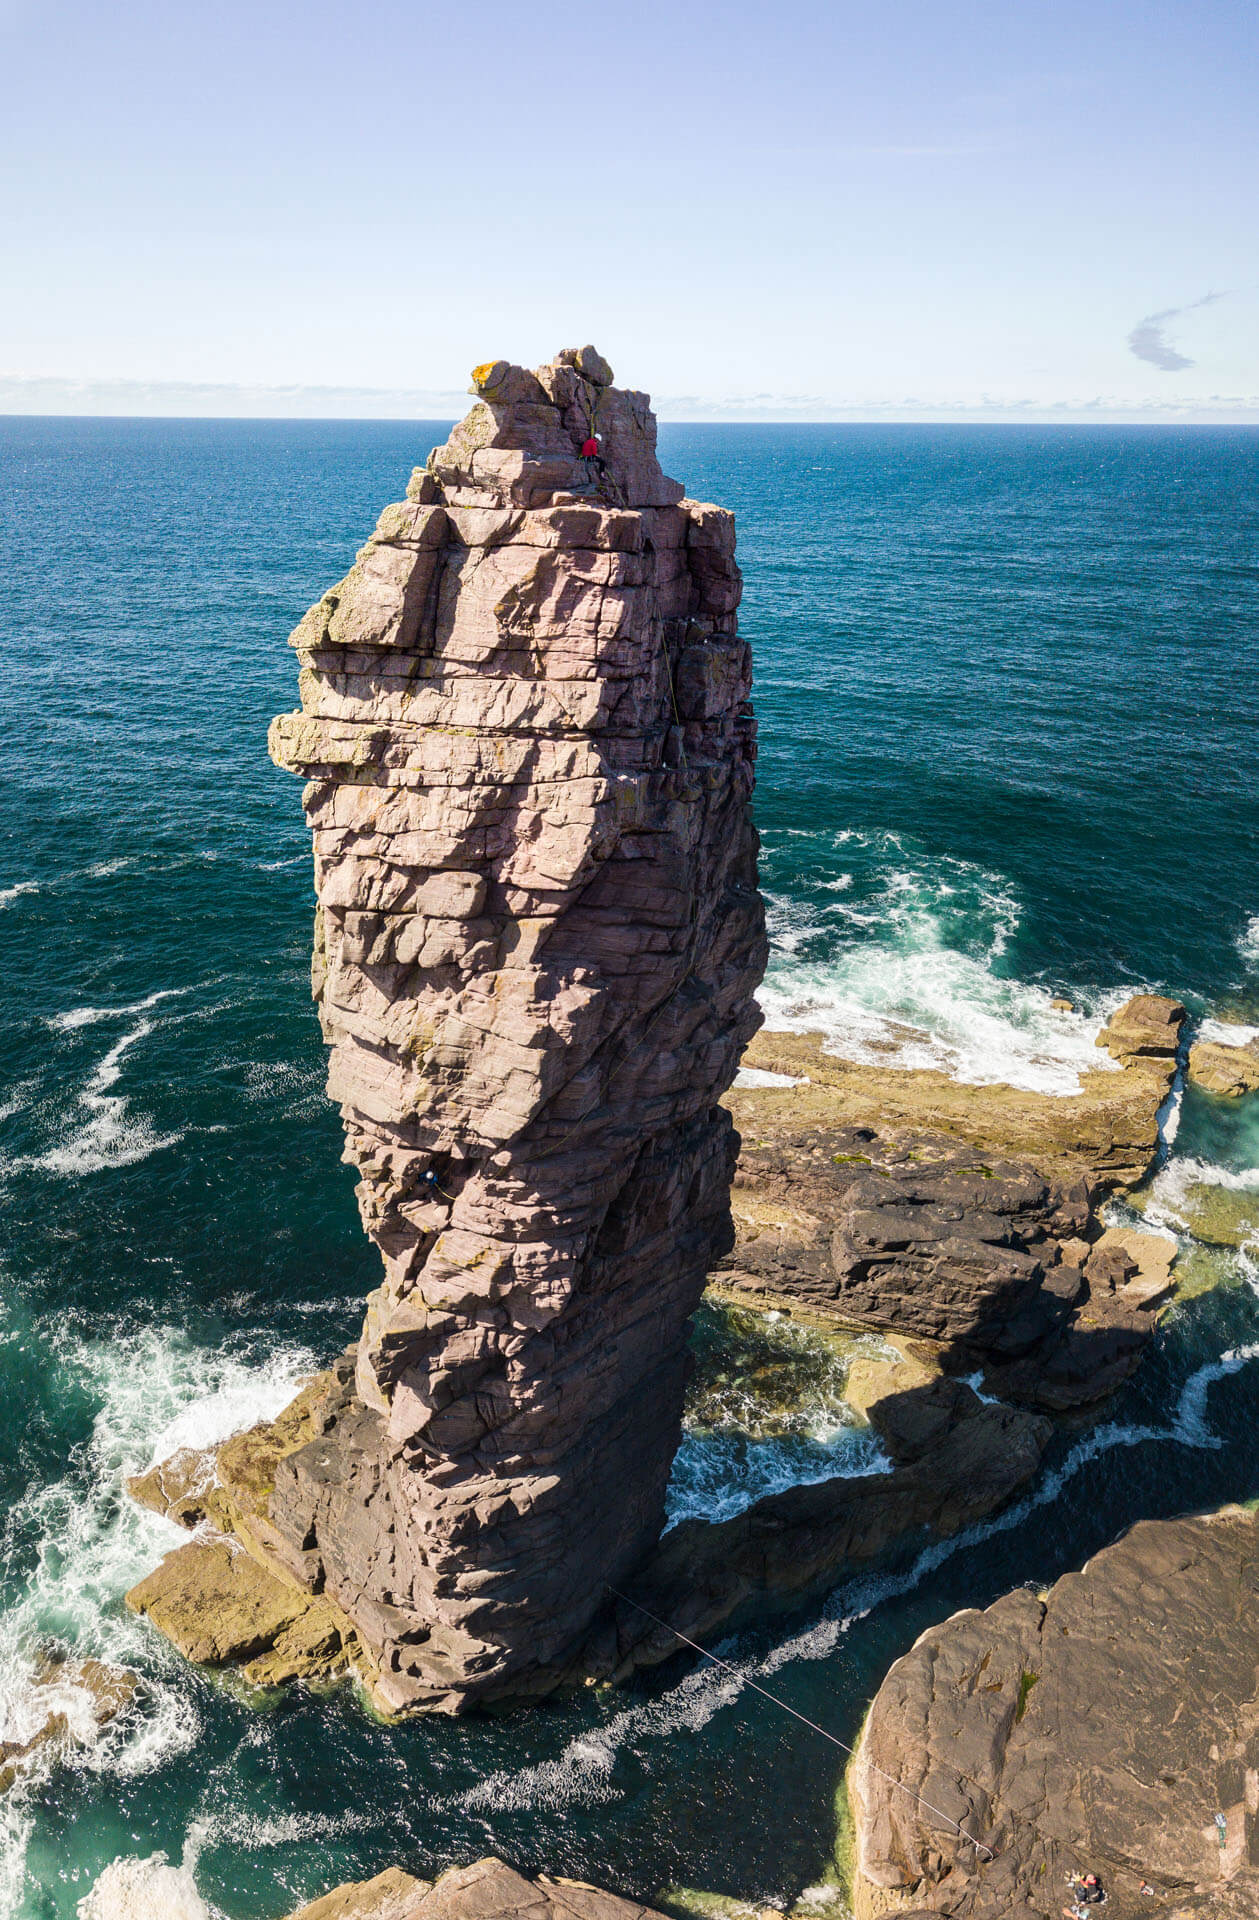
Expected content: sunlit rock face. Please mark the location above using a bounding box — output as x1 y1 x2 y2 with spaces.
267 347 766 1711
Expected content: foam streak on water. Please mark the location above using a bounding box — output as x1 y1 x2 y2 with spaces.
467 1332 1259 1821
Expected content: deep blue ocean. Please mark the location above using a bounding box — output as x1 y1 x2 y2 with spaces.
1 418 1257 1918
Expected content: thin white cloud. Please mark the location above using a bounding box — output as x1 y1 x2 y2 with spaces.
1128 292 1227 371
3 374 1259 425
0 375 468 419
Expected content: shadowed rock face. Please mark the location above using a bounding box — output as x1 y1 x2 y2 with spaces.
717 997 1187 1410
265 348 766 1711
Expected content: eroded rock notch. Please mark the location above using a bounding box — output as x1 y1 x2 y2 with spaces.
265 347 765 1711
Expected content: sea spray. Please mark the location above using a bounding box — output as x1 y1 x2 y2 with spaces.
755 829 1126 1095
0 1326 320 1904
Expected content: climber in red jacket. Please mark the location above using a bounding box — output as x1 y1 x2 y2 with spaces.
579 434 605 489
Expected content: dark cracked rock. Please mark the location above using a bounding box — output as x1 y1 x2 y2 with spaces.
718 998 1186 1411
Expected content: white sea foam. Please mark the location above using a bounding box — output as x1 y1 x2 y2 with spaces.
755 836 1124 1095
0 883 38 909
77 1850 216 1920
731 1066 807 1090
240 1058 325 1113
1140 1155 1259 1241
23 1021 185 1176
6 991 200 1177
1156 1072 1185 1151
1238 916 1259 969
759 939 1120 1096
466 1333 1259 1820
256 854 307 872
0 1327 318 1901
1198 1016 1259 1047
667 1426 889 1528
48 988 191 1034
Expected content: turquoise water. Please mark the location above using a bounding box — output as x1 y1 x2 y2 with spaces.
1 417 1258 1917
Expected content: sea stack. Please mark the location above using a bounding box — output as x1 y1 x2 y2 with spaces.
264 347 766 1710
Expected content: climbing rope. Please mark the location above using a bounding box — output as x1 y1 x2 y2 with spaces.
605 1585 997 1864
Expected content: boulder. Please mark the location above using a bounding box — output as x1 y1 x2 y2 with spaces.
849 1505 1259 1919
279 1859 670 1920
1187 1037 1259 1098
1094 993 1186 1062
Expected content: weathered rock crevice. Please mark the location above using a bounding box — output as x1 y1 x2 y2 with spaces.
718 995 1187 1409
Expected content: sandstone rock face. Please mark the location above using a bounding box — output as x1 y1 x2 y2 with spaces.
718 998 1184 1409
280 1857 670 1920
1094 993 1186 1063
850 1506 1259 1920
1187 1035 1259 1098
259 349 764 1712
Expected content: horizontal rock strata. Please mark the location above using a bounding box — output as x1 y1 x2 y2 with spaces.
849 1504 1259 1919
127 1327 1052 1697
131 347 765 1715
717 997 1186 1409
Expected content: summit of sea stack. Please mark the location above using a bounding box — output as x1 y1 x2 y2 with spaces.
130 347 767 1713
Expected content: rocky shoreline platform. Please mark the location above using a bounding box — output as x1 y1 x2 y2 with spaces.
123 987 1192 1716
848 1504 1259 1919
275 1857 670 1920
720 993 1186 1413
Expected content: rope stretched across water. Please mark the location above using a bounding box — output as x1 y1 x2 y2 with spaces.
605 1585 997 1864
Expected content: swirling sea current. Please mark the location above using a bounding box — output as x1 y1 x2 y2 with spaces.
1 417 1257 1916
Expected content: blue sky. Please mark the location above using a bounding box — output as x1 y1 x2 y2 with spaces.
2 0 1255 418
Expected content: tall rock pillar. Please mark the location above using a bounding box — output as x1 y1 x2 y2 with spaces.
267 347 765 1711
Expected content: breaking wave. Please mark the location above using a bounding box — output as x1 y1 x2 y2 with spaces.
755 830 1123 1095
1239 916 1259 969
0 1325 318 1909
76 1850 216 1920
669 1308 893 1525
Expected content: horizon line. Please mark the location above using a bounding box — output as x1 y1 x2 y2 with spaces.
4 408 1259 428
